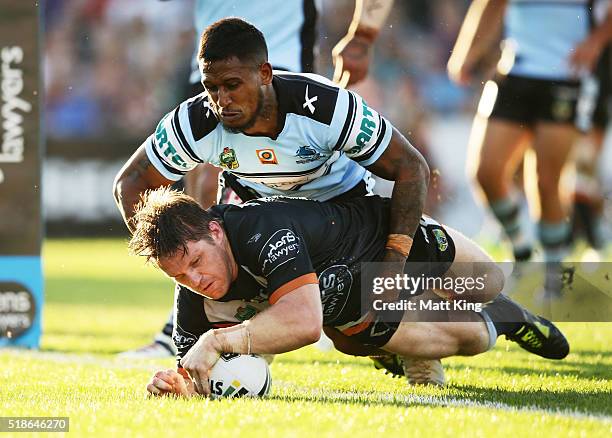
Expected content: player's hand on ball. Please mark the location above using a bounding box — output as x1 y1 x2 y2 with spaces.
180 330 223 396
146 369 196 398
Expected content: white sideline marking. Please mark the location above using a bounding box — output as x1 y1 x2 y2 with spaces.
4 350 611 422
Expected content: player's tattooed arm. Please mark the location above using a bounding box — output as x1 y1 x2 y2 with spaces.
113 144 174 232
366 127 429 261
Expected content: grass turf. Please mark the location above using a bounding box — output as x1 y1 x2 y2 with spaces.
0 238 610 437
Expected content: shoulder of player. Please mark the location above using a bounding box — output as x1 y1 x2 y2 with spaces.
219 200 303 250
181 92 220 142
152 93 220 164
274 72 341 126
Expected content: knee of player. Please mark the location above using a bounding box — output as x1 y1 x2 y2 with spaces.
475 163 496 190
483 263 505 300
457 322 490 356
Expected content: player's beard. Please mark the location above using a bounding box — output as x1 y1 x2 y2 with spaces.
223 88 269 134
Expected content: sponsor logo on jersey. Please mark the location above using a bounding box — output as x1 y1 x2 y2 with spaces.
303 85 318 114
352 100 377 154
319 265 353 322
173 331 196 350
154 115 189 169
258 229 301 275
219 147 239 170
295 145 322 164
432 229 448 252
256 148 278 164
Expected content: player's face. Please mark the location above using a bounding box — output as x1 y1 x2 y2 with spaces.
158 227 236 300
200 56 271 132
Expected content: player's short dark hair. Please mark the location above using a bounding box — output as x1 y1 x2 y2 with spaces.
198 17 268 67
128 187 220 266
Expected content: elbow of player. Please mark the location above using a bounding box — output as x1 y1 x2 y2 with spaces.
299 312 323 345
398 149 430 188
416 151 430 183
302 325 322 345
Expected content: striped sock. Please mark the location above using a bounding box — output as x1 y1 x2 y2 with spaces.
490 195 532 260
538 221 571 263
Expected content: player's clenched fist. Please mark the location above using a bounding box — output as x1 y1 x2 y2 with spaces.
146 369 196 398
180 330 223 396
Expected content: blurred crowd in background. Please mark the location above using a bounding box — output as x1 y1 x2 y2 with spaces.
44 0 473 141
45 0 194 139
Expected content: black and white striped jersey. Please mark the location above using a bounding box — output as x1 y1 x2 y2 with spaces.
144 72 393 201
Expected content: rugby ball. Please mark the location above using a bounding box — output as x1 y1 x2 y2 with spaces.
209 353 271 399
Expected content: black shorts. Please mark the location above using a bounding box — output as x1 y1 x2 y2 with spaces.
592 47 611 130
341 213 456 348
485 74 582 127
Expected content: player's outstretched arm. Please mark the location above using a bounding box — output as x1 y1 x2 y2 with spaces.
113 145 174 233
180 283 322 394
366 127 429 262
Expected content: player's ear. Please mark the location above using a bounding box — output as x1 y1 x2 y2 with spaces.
258 62 273 85
208 221 225 243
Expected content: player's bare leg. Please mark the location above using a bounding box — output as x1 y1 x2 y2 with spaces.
532 122 577 296
434 226 506 303
471 117 534 261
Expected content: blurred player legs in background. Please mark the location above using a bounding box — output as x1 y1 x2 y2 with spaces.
572 45 611 253
448 0 612 297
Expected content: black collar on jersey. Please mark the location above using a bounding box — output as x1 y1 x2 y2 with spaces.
271 75 290 140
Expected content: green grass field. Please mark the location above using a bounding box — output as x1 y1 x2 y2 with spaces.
1 239 611 437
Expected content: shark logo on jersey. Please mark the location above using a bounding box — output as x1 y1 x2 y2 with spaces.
295 146 322 164
219 147 239 170
303 85 318 114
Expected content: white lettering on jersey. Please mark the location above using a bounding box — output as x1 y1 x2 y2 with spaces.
258 229 301 276
303 85 318 114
